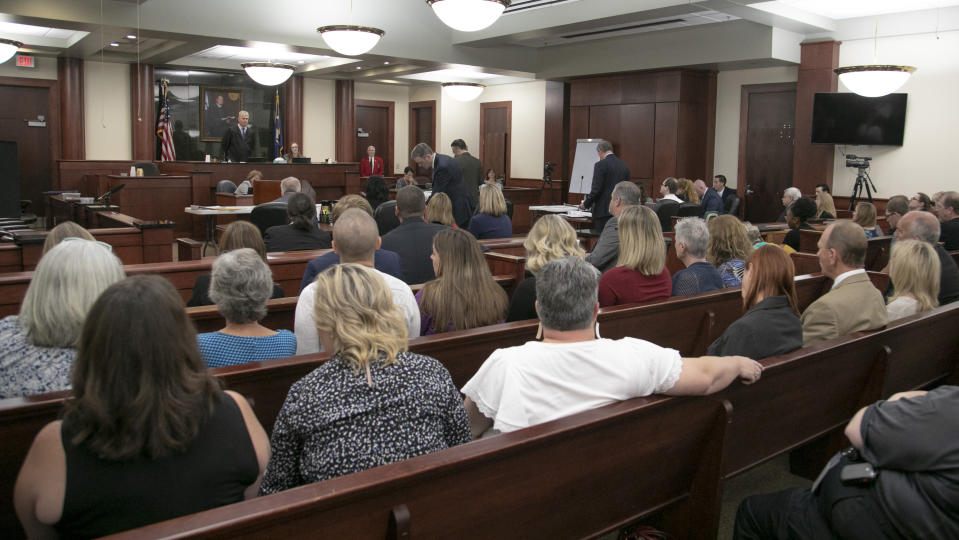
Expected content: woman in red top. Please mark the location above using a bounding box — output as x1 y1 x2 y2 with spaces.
598 205 672 306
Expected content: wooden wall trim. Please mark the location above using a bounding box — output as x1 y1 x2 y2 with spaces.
479 100 512 181
408 100 436 170
355 98 394 175
0 75 61 190
129 63 154 161
334 80 355 163
57 58 84 160
704 71 717 179
544 81 569 203
792 40 840 195
282 75 304 154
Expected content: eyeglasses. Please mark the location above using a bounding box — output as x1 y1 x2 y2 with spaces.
60 237 113 252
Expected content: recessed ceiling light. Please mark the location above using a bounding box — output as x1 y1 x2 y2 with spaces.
383 61 390 65
109 42 119 47
298 60 305 64
126 34 136 39
356 66 362 69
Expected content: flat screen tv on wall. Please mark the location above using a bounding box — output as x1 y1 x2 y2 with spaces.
811 92 907 146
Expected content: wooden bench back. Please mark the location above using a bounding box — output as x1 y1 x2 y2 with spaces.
798 229 891 271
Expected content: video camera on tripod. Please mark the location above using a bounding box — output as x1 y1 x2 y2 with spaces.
845 155 872 169
845 155 877 209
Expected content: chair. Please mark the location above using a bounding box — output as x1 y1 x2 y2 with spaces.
724 194 741 216
250 203 289 235
374 200 401 236
133 162 160 176
655 200 680 232
677 202 703 218
216 180 238 193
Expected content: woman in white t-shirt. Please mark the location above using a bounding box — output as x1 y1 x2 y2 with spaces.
886 239 940 321
460 256 764 438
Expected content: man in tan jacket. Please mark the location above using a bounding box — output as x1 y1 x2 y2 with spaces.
801 220 888 345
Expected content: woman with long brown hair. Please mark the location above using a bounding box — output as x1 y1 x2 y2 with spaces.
853 201 883 238
417 228 508 334
14 275 269 538
706 214 753 288
707 245 802 358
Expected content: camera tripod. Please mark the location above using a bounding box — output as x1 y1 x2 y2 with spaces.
849 166 877 210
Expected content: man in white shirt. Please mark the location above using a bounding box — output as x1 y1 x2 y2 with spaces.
800 220 887 345
657 177 683 204
295 208 419 355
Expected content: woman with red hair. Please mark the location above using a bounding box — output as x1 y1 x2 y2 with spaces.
707 245 803 358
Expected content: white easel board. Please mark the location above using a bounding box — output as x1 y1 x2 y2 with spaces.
569 139 603 194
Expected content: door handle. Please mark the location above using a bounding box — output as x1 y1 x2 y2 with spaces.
745 184 755 196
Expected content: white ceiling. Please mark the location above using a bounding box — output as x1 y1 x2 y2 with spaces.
0 0 956 82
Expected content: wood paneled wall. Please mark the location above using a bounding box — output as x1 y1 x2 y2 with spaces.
57 58 84 160
566 69 717 201
282 75 304 152
793 41 839 195
130 64 155 161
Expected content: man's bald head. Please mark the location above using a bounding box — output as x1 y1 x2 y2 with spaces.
897 211 941 244
332 208 379 263
823 220 867 269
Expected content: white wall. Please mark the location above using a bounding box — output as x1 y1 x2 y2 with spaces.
303 78 335 163
83 61 131 160
0 55 56 79
355 82 410 174
713 66 799 188
831 30 959 198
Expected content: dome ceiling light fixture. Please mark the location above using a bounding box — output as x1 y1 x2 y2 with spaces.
242 62 296 86
834 18 916 98
427 0 511 32
442 82 485 101
317 25 385 56
0 38 23 64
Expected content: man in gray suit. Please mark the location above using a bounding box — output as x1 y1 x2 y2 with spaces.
801 220 887 345
585 181 642 273
451 139 483 205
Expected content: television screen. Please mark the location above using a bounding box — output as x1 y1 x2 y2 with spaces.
811 93 907 146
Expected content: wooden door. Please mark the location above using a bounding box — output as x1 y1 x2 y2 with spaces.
0 84 53 217
480 101 511 181
739 83 796 223
409 100 435 178
355 99 393 176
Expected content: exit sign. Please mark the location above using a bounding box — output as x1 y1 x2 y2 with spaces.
16 55 34 68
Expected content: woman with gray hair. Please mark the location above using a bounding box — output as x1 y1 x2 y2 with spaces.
461 256 763 438
0 239 125 398
197 248 296 368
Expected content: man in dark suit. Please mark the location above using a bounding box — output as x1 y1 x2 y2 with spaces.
712 174 738 214
580 140 630 232
220 110 257 162
381 186 449 284
451 138 483 205
359 145 385 176
935 191 959 250
696 179 724 214
411 142 475 229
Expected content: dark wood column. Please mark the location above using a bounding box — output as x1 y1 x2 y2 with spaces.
57 57 84 160
282 75 304 152
130 63 155 161
792 41 839 195
335 79 355 163
544 81 569 203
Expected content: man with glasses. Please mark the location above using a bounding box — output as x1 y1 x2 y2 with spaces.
883 195 909 236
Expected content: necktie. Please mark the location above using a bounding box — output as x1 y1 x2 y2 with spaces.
241 127 246 139
370 157 373 170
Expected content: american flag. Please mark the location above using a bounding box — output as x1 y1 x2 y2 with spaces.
156 79 176 162
273 88 283 159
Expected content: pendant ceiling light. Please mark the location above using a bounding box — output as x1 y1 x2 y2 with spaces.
317 25 384 56
0 38 23 64
428 0 510 32
834 18 916 98
443 82 485 101
242 62 296 86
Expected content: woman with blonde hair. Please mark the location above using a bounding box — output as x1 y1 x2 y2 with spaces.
707 214 753 287
507 215 585 321
417 228 509 334
886 239 940 321
853 202 882 238
467 184 512 239
425 192 458 228
0 239 125 399
259 264 469 492
707 245 802 358
815 190 837 220
187 220 283 307
598 205 671 306
42 221 95 254
677 178 700 204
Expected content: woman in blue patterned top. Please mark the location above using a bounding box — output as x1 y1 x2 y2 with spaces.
259 264 470 494
707 215 753 288
197 248 296 368
0 239 125 399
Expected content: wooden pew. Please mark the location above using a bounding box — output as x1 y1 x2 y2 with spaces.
798 229 891 271
790 251 821 275
0 273 888 537
108 397 733 540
